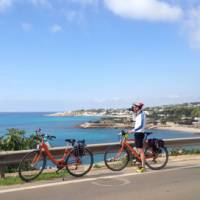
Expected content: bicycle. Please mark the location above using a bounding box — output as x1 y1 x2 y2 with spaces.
18 129 94 182
104 130 168 171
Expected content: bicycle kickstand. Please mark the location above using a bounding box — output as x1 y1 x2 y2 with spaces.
56 167 66 181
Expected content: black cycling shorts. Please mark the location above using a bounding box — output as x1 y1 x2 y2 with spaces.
134 132 145 148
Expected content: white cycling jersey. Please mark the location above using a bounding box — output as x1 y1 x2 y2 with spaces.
132 110 146 132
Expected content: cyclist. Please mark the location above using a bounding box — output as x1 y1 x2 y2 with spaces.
128 102 146 173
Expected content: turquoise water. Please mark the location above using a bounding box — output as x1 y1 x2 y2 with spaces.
0 112 197 147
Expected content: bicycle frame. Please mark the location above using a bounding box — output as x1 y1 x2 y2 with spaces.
120 138 142 161
18 131 94 182
33 138 76 168
117 136 157 161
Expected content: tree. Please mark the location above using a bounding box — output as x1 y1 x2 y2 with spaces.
192 108 200 117
0 128 36 151
160 118 167 125
0 136 4 150
0 129 37 175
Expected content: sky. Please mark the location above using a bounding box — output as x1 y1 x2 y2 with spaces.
0 0 200 112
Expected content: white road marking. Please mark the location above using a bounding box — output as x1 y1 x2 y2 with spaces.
1 164 200 194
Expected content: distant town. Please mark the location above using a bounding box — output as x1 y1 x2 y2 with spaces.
49 102 200 132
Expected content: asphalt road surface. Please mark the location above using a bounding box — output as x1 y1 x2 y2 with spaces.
0 164 200 200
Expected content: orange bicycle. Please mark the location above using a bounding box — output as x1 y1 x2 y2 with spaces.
104 130 168 171
18 129 93 182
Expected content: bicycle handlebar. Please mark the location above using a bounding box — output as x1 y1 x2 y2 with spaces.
119 130 153 139
35 129 56 141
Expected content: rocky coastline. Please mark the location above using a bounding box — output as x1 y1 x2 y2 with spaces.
48 103 200 132
79 116 133 129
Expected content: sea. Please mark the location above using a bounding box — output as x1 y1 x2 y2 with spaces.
0 112 198 148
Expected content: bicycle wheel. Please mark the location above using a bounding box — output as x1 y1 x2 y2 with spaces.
145 146 168 170
66 147 93 177
18 150 46 182
104 146 130 171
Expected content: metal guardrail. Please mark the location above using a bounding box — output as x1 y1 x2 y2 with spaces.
1 137 200 178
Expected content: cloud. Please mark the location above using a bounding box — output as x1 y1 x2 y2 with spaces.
182 6 200 48
0 0 53 13
93 97 121 104
51 24 62 33
1 0 200 49
31 0 52 9
65 10 79 22
103 0 200 49
104 0 183 22
64 10 85 25
166 94 181 99
92 97 130 106
21 22 32 31
69 0 99 6
0 0 14 13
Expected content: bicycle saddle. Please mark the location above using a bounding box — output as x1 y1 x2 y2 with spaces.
144 132 153 136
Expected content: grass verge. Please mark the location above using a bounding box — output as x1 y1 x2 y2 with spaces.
0 171 69 186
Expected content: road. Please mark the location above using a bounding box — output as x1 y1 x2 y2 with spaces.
0 163 200 200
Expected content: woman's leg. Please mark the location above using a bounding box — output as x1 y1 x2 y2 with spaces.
138 148 145 168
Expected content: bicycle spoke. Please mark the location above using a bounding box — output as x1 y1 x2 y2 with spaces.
19 151 46 182
66 148 93 177
104 147 129 171
145 147 168 170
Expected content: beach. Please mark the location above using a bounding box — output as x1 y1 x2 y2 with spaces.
155 125 200 134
